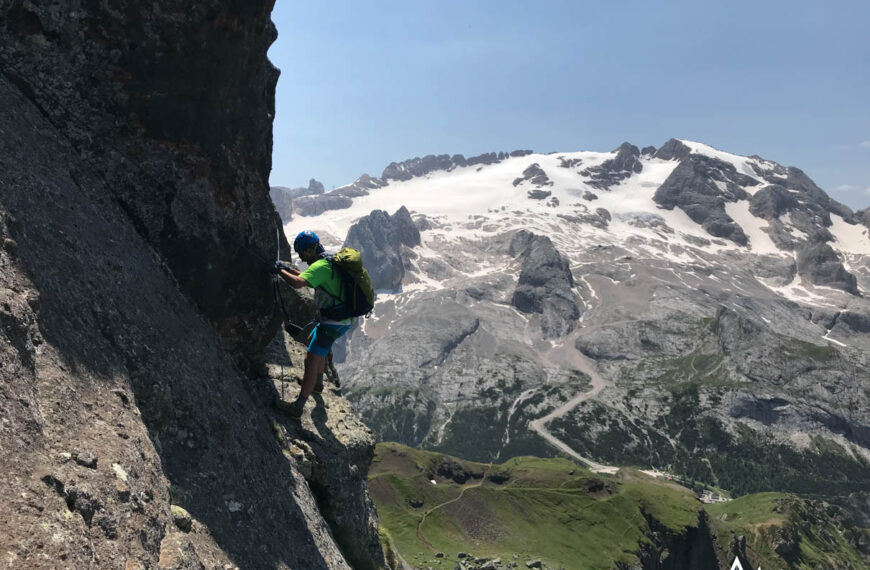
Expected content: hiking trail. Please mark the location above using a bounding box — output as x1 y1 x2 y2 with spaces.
416 464 493 553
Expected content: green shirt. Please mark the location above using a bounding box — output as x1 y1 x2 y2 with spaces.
299 258 352 325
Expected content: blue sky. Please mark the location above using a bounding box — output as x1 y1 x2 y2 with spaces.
268 1 870 210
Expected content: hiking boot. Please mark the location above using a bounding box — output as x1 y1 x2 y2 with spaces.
277 398 305 420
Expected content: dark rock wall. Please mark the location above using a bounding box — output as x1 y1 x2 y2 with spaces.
796 242 859 294
654 155 751 246
509 231 580 338
654 138 692 161
0 0 284 366
633 511 719 570
0 76 351 568
271 185 297 220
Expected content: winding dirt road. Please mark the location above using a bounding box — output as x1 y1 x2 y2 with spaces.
528 328 619 473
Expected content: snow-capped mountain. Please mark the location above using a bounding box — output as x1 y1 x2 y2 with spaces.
279 139 870 520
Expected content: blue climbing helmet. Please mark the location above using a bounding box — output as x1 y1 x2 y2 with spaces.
293 230 322 254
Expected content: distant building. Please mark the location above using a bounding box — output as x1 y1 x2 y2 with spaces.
699 490 729 504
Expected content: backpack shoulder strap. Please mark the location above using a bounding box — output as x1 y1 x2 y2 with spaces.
314 254 345 302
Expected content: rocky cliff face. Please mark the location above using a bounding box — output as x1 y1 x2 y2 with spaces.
653 153 755 245
508 231 580 339
0 0 281 368
0 3 385 568
344 207 421 291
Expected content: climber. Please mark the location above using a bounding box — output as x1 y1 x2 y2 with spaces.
274 230 352 419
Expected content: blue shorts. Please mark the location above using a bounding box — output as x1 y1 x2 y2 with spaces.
307 323 351 357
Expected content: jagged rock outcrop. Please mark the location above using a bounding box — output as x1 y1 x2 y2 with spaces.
838 311 870 334
333 174 387 198
749 184 798 219
557 207 611 230
654 138 693 161
344 206 421 291
271 178 327 221
278 178 327 199
653 155 753 245
294 194 354 217
0 3 387 568
380 150 522 182
581 142 643 190
382 154 455 181
528 189 553 200
465 152 504 167
748 185 805 249
263 329 387 569
513 163 553 187
749 169 859 249
307 178 327 195
796 241 859 294
628 511 718 570
784 168 855 223
0 0 282 366
509 231 580 338
271 179 373 222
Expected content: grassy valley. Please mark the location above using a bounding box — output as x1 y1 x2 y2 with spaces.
370 443 870 570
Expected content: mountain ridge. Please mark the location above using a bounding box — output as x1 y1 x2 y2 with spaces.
278 137 870 525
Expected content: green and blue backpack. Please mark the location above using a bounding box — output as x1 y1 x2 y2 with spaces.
319 247 375 320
